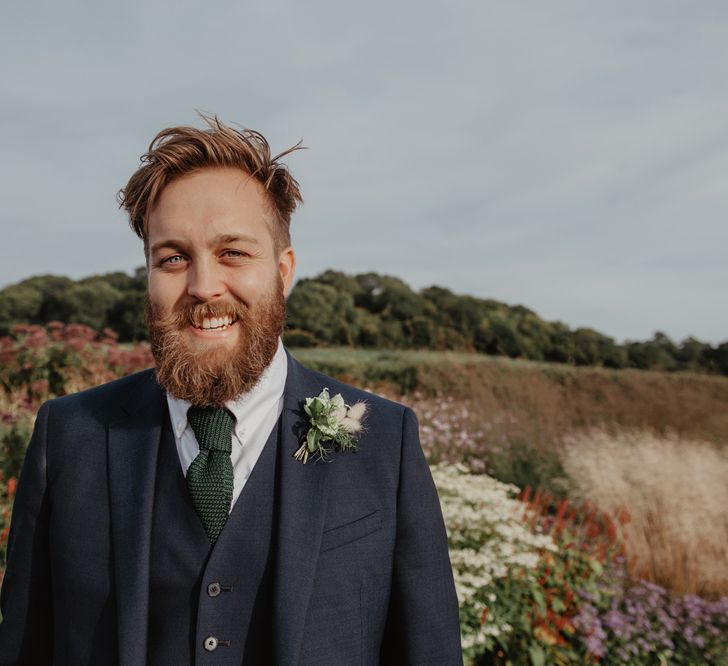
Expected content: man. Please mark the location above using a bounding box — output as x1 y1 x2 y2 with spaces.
0 116 462 665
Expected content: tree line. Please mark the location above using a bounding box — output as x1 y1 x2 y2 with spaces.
1 268 726 376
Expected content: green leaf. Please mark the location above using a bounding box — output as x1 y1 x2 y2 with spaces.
532 587 546 615
307 398 326 421
528 644 546 666
330 393 345 410
307 428 322 452
318 422 338 437
589 558 604 576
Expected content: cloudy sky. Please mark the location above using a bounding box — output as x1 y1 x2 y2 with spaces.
2 1 727 344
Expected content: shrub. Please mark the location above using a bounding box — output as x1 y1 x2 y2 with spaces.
0 322 152 400
0 412 34 482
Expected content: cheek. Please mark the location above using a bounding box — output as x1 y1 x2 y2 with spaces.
227 268 279 301
148 274 184 311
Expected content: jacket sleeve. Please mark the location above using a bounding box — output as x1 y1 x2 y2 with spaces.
380 406 463 665
0 400 53 665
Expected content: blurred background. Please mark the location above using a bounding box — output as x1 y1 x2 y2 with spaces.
2 0 727 344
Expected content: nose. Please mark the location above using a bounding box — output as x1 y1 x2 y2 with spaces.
186 260 226 302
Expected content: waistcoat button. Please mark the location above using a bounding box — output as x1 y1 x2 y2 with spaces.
207 582 222 597
204 636 218 652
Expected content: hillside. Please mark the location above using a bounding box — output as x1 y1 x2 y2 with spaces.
291 347 728 446
1 268 726 376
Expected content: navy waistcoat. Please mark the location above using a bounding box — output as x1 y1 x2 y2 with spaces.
147 412 280 665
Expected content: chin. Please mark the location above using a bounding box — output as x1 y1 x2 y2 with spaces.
185 331 238 353
183 334 235 363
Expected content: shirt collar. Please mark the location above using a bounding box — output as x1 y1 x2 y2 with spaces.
166 337 288 444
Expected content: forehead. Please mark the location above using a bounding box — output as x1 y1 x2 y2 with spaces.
147 167 274 248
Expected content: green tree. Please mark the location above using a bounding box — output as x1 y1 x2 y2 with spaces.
315 270 364 300
475 314 524 357
0 284 44 329
626 332 679 371
107 291 148 341
545 322 577 364
571 328 606 366
675 337 712 372
704 342 728 375
80 271 136 292
403 315 436 348
42 282 123 331
515 313 552 361
286 280 357 345
354 308 382 347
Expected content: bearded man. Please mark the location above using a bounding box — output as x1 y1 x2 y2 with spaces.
0 117 462 665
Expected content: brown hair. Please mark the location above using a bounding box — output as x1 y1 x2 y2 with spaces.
118 114 304 254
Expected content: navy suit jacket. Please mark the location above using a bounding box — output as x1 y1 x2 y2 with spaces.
0 351 462 665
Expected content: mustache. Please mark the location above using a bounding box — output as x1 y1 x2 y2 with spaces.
148 298 249 329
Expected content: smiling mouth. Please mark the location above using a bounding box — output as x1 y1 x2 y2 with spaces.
190 315 239 331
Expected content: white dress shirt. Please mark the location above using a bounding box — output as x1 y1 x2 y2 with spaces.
165 337 288 511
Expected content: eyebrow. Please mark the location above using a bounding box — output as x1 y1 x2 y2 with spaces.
150 233 261 255
215 233 260 245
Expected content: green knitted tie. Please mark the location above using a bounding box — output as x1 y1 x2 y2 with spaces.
186 406 235 544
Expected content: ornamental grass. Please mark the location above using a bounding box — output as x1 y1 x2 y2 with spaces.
560 429 728 599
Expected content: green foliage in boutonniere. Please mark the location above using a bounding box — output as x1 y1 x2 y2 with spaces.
294 388 368 464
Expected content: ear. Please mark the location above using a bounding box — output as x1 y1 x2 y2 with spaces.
278 246 296 297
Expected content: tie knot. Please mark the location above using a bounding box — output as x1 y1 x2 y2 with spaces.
187 406 235 453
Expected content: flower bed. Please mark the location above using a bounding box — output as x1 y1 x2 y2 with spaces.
1 326 727 663
433 463 728 665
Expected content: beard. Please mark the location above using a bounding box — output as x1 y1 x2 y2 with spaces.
145 277 286 407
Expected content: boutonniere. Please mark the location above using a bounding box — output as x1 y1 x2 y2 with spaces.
294 388 368 464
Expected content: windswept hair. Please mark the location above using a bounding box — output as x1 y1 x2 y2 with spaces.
118 113 304 253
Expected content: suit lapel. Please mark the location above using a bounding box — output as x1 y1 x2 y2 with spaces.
107 370 164 666
272 352 332 666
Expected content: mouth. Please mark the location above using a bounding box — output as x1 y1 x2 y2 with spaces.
189 314 239 332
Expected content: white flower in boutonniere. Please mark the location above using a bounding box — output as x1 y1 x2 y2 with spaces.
294 388 368 464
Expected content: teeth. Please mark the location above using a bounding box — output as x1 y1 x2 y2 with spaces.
196 315 236 330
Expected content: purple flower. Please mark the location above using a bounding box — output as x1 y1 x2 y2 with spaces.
581 575 728 663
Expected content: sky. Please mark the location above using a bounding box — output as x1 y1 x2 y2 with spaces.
2 1 727 345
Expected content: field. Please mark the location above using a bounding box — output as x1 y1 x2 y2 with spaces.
1 324 727 664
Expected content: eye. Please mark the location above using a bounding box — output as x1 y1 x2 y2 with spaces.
222 250 247 259
160 254 186 265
